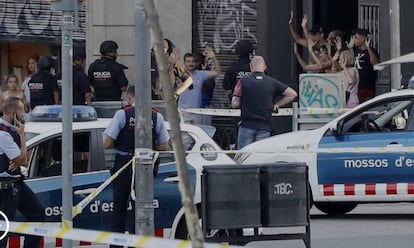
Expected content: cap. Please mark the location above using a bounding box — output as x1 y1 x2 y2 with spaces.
309 25 324 34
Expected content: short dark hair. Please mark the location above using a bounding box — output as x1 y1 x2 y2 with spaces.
183 53 193 61
3 97 22 114
309 25 324 34
352 28 370 36
127 85 135 97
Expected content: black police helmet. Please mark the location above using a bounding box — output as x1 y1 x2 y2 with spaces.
99 40 119 55
235 40 253 56
37 56 53 71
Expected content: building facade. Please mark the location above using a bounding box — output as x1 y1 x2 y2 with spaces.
0 0 86 85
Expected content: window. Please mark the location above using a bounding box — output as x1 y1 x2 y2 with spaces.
103 131 195 168
28 132 91 178
340 98 413 134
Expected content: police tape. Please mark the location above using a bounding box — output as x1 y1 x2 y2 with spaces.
182 107 349 117
0 221 239 248
72 159 133 218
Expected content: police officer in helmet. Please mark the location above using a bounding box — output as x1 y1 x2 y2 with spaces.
28 56 59 110
223 40 254 102
88 40 129 101
0 97 45 248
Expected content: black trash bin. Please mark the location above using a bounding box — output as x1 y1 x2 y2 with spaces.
260 163 308 227
202 165 261 229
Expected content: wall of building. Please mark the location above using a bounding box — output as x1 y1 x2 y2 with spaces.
86 0 192 89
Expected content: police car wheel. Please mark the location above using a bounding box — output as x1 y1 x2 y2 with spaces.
314 202 358 215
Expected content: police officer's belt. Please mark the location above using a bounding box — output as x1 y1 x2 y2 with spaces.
0 178 19 190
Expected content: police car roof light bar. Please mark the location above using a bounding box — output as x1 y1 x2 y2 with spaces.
30 105 98 122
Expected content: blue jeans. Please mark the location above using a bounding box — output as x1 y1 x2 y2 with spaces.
237 126 270 149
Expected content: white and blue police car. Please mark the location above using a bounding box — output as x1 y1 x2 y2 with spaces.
15 105 236 242
237 89 414 215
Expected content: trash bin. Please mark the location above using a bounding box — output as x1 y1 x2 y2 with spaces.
202 165 261 229
260 163 308 227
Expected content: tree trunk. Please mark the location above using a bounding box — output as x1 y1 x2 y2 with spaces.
141 1 205 248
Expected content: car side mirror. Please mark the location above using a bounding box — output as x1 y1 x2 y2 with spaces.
334 120 344 136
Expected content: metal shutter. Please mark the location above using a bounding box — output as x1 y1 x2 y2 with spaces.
0 0 86 44
193 0 258 108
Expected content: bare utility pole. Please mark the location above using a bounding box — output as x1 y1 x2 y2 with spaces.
142 1 204 247
390 0 401 89
134 0 154 236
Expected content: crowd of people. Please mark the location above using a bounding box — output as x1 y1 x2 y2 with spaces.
290 11 379 107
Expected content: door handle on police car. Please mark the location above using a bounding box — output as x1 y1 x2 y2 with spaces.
164 176 179 183
386 143 403 146
74 188 96 195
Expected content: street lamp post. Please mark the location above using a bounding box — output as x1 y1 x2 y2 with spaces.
51 1 79 247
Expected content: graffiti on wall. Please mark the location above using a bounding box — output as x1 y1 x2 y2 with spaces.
197 0 257 53
299 74 346 109
0 0 84 39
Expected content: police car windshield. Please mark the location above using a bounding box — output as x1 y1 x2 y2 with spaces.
25 132 39 141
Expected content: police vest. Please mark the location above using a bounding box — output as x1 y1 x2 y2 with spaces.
90 58 121 100
114 105 158 153
28 71 55 108
0 123 21 176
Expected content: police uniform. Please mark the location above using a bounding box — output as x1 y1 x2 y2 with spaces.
104 105 169 237
223 56 251 100
88 57 128 101
0 119 45 248
54 64 92 105
28 71 59 109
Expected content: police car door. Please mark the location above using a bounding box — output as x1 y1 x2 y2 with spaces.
317 97 414 197
24 131 106 229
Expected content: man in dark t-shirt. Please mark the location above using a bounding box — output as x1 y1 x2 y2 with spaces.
349 28 379 102
231 56 297 149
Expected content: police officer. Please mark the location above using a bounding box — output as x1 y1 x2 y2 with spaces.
103 86 169 246
55 49 93 105
88 40 129 101
28 56 59 110
0 97 45 248
223 40 254 102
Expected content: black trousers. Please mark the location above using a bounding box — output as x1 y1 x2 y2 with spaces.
0 178 45 248
110 154 133 248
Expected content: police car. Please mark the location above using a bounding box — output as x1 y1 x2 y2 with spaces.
15 105 236 242
237 89 414 215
